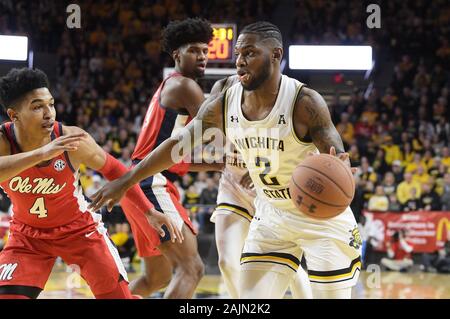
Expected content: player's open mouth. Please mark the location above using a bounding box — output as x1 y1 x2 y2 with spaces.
197 63 206 70
237 70 250 82
42 121 54 129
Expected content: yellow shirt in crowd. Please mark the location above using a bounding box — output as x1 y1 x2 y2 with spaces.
412 172 431 186
382 144 402 165
443 157 450 168
396 180 422 204
111 232 129 247
368 195 389 211
405 162 427 173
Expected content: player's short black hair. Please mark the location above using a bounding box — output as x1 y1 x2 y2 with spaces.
241 21 283 47
0 68 49 111
161 18 213 54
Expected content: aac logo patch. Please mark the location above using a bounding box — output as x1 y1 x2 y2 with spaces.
54 159 66 172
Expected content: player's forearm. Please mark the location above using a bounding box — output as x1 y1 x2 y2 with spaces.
310 126 351 168
121 138 182 189
299 88 346 157
123 117 211 188
189 162 224 172
311 125 345 155
0 150 45 183
98 153 154 212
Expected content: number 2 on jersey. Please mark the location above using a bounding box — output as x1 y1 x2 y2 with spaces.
30 197 48 218
255 156 280 186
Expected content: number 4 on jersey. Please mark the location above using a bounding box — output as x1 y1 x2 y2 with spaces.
30 197 48 218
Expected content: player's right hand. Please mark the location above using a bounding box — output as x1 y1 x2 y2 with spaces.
146 208 184 244
88 178 127 212
35 133 87 162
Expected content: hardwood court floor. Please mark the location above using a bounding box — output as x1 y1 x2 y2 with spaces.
38 263 450 299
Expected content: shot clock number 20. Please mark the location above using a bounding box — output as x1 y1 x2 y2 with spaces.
208 23 237 63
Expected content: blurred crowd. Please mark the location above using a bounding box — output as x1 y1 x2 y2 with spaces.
289 1 450 220
0 0 449 270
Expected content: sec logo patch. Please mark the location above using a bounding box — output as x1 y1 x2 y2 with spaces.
54 159 66 172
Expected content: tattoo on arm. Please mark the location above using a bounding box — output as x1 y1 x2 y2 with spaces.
210 78 228 96
299 89 345 154
176 94 224 153
196 94 223 132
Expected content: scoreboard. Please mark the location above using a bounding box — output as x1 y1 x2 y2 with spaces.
208 23 237 63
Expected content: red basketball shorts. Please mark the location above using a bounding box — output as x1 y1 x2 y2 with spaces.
121 172 196 258
0 211 128 296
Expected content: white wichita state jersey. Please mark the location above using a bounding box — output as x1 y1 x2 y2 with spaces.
222 143 256 197
224 74 319 212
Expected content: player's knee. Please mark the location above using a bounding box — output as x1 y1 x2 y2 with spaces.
143 267 172 290
218 256 239 276
192 255 205 281
178 255 204 282
155 267 173 288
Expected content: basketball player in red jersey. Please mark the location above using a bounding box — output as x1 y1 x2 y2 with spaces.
0 68 181 299
109 18 214 298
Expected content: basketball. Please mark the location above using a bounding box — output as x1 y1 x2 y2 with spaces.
289 154 355 219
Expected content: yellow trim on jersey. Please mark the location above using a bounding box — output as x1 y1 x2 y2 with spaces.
290 84 313 146
240 255 299 272
308 261 362 282
216 204 253 222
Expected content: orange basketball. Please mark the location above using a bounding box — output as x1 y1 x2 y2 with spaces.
289 154 355 219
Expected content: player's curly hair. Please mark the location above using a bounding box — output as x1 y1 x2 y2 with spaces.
0 68 49 111
161 18 213 54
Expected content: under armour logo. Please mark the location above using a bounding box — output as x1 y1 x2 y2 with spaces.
278 115 286 124
230 116 239 123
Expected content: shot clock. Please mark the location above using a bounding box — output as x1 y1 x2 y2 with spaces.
208 23 237 63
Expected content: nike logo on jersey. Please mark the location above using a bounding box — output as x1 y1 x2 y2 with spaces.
85 230 97 238
8 177 67 195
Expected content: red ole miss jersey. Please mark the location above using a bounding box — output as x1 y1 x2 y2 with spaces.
132 73 192 178
0 122 90 229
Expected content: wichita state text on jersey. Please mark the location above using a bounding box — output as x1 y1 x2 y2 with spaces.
224 75 319 212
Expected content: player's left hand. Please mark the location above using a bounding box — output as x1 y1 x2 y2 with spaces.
88 179 127 212
329 146 357 174
146 208 184 244
308 147 357 174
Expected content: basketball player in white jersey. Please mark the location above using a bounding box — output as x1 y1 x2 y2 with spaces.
89 21 362 299
209 76 312 299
